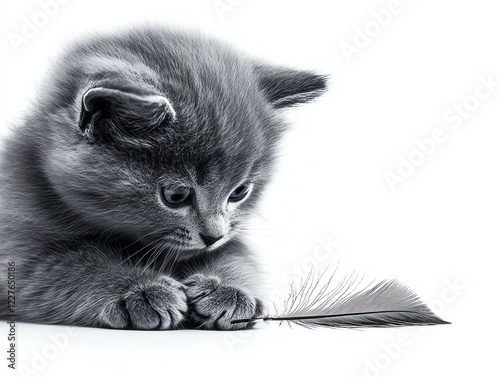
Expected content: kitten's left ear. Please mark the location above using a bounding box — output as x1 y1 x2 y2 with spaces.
78 86 176 142
255 65 328 108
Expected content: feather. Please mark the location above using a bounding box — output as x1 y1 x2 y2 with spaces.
232 270 450 329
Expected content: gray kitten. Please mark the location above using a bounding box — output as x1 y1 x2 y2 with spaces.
0 26 327 330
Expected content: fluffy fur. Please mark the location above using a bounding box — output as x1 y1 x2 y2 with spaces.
0 26 327 330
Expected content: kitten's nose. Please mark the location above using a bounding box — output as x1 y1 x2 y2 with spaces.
199 233 223 246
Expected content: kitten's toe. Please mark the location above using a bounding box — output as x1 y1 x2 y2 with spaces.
184 274 262 330
101 276 187 330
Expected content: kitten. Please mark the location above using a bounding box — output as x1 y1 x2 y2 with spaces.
0 26 327 330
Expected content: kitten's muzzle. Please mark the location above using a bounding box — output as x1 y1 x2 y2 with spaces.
199 233 223 246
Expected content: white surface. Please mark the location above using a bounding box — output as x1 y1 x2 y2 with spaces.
0 0 498 376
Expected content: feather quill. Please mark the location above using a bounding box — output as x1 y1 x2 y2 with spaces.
232 270 450 329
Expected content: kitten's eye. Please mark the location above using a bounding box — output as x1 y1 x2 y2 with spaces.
162 187 191 207
228 183 252 202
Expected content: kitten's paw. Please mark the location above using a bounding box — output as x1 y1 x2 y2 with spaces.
183 274 263 330
101 276 187 330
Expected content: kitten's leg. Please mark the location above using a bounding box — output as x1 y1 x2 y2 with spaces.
182 239 264 330
16 243 187 329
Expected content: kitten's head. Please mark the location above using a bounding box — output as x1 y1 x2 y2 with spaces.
41 28 327 258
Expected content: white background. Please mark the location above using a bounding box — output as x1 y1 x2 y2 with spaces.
0 0 498 376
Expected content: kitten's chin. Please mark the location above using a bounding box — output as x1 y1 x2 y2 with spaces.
162 243 216 260
172 241 228 259
180 243 222 258
202 235 233 253
159 234 233 259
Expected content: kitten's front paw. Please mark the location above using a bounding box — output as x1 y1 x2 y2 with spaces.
183 274 263 330
101 276 187 330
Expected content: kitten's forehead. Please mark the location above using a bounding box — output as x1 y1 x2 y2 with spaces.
163 127 264 186
157 88 274 185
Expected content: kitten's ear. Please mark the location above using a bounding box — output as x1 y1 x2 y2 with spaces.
79 86 176 142
255 65 328 108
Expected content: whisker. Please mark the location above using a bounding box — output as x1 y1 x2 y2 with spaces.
124 237 163 266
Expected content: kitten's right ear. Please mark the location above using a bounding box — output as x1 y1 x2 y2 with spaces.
255 65 328 109
79 86 176 142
